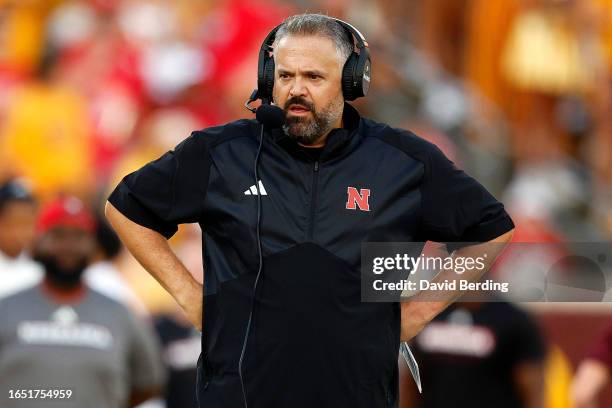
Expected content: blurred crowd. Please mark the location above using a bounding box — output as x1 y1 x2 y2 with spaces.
1 0 612 407
1 0 612 246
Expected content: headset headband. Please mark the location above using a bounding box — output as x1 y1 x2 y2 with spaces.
252 16 371 106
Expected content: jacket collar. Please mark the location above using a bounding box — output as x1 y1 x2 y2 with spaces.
269 103 362 163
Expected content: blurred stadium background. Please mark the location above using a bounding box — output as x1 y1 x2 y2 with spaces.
1 0 612 407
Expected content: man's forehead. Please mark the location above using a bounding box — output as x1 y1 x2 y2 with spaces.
274 35 342 68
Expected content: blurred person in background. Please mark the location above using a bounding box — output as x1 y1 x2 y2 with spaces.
0 196 165 408
400 298 546 408
154 304 201 408
572 323 612 407
0 180 42 298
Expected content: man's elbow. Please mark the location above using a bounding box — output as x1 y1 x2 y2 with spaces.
105 201 126 229
104 201 115 222
104 201 128 235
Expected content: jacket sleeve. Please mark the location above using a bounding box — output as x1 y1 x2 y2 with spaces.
419 143 514 246
108 131 211 239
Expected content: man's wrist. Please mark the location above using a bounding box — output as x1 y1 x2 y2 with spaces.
175 278 202 308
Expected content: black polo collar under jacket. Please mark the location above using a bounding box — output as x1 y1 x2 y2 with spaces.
269 102 362 163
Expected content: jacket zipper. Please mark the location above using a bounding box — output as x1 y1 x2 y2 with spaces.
307 161 320 240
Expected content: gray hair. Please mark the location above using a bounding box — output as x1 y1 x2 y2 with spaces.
272 14 354 65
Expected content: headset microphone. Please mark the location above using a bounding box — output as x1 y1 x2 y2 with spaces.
256 104 284 129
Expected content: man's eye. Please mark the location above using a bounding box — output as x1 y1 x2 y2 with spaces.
279 73 290 79
309 74 320 80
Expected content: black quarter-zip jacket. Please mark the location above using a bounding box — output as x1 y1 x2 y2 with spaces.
108 103 514 408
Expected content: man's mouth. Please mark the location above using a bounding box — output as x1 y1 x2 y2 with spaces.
288 104 311 114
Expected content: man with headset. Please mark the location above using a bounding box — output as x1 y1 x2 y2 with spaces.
106 13 514 408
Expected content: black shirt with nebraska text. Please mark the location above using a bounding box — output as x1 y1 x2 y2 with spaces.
411 301 546 408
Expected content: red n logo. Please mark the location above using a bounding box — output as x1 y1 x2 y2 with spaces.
345 187 371 211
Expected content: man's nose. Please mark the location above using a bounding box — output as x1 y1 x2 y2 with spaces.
289 77 307 97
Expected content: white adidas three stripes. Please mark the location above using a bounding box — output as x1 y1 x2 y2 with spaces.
244 180 267 196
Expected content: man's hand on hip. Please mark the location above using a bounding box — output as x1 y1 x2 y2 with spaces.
105 201 204 331
176 279 203 331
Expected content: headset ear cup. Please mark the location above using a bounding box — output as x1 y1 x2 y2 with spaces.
262 59 275 102
354 54 371 98
342 52 359 101
361 57 371 97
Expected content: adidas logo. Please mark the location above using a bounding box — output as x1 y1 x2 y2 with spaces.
244 180 267 196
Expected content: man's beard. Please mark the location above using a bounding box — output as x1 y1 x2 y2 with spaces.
33 254 88 289
282 97 343 145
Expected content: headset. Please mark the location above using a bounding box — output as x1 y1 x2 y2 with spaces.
252 17 372 106
238 18 373 408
